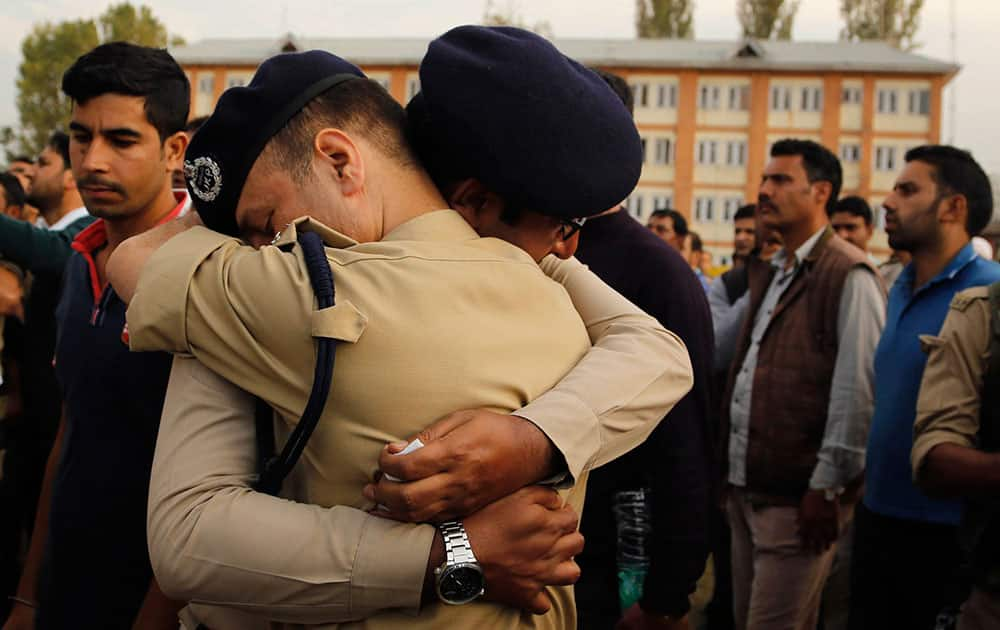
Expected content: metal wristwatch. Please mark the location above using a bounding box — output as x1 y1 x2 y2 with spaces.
434 521 486 605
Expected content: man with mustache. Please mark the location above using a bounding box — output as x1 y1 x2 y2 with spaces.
850 145 1000 630
720 139 885 630
107 27 690 629
4 42 190 630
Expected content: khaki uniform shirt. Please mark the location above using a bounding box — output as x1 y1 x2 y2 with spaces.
127 210 693 629
912 285 992 481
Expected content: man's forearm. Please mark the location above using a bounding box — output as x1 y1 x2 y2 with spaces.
527 256 693 480
108 212 200 304
920 443 1000 498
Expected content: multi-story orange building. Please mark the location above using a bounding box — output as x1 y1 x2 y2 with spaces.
172 34 957 262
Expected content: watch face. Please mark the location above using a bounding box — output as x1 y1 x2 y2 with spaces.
438 563 485 605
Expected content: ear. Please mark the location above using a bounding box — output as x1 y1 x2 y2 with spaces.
314 128 365 196
939 192 968 229
62 168 77 192
445 178 502 230
163 130 189 173
812 180 833 209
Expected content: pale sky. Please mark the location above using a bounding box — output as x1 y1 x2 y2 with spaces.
2 0 999 173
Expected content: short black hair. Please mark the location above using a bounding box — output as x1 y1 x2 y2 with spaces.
649 208 688 236
689 230 703 252
48 131 71 170
734 203 756 221
0 172 26 207
905 145 994 236
62 41 190 141
591 68 634 115
771 139 842 213
831 195 873 225
185 115 209 135
9 155 34 165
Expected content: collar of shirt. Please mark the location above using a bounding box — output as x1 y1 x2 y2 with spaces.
769 224 827 279
895 242 979 301
47 206 90 231
71 192 189 303
273 209 478 250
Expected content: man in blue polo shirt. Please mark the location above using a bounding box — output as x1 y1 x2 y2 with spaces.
4 43 191 629
849 145 1000 630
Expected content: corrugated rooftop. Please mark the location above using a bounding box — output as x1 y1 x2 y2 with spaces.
170 35 959 75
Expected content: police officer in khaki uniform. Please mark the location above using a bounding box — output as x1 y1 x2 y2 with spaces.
108 27 693 629
913 281 1000 630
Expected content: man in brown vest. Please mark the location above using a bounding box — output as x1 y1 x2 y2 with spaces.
720 139 886 629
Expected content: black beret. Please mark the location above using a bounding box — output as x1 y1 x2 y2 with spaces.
184 50 366 235
407 26 642 220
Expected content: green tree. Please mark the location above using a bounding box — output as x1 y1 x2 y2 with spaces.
839 0 924 51
738 0 800 40
482 0 553 38
636 0 694 39
5 2 185 159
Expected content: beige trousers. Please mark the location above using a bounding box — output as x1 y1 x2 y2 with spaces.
727 489 839 630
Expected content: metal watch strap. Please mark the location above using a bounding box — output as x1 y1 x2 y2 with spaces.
439 521 478 565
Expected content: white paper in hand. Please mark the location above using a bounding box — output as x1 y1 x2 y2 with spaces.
383 438 425 482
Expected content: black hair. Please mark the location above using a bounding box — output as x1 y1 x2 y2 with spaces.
649 208 689 237
48 131 71 170
0 172 26 207
9 155 34 165
689 230 703 252
905 145 994 236
831 195 873 225
591 68 634 115
185 115 209 135
734 203 756 221
770 138 842 213
61 41 190 142
267 78 416 183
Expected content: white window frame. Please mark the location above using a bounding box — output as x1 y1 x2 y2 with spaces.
875 146 897 172
728 85 749 111
656 83 677 109
725 140 747 167
698 85 721 110
651 194 673 211
800 86 823 112
770 85 791 112
653 138 672 165
632 82 650 108
908 89 930 115
841 86 862 105
840 143 861 163
877 89 898 114
697 140 718 165
694 196 715 222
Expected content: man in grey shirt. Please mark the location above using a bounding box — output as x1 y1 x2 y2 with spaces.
720 139 885 630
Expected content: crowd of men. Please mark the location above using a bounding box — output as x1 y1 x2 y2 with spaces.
0 24 997 630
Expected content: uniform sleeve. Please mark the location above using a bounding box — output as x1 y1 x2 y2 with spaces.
809 266 886 490
911 295 990 481
148 356 435 623
516 255 693 482
126 226 319 421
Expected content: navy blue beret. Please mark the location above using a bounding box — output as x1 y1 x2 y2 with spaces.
184 50 366 235
407 26 642 220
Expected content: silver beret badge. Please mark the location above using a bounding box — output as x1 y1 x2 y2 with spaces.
184 156 222 202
